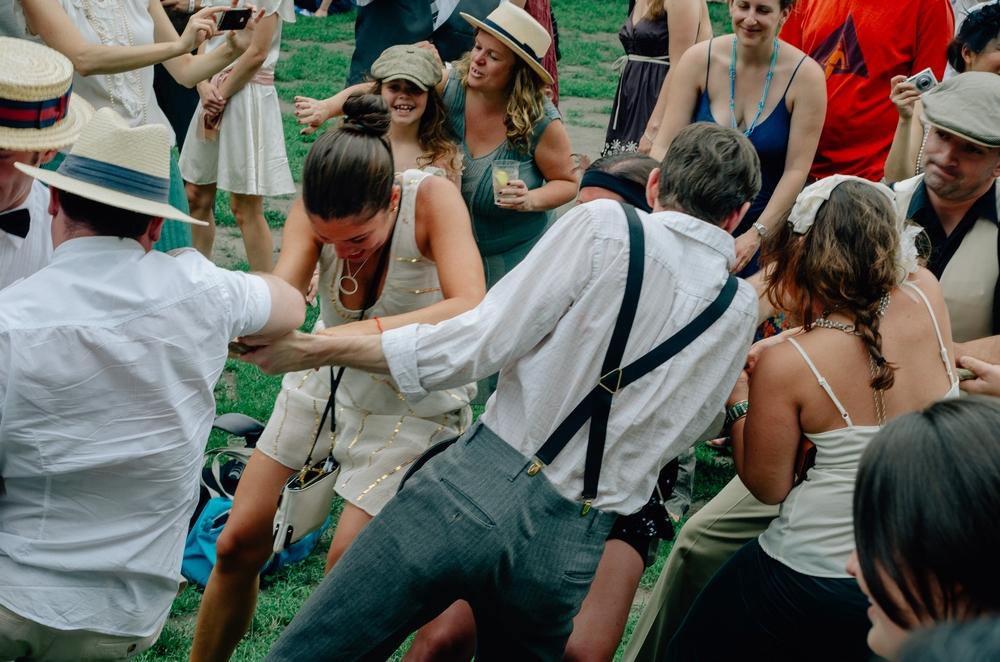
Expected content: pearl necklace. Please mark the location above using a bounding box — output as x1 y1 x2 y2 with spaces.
80 0 148 125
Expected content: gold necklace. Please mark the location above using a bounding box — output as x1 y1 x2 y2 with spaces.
80 0 148 125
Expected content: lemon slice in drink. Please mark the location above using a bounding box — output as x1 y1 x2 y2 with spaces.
494 171 509 187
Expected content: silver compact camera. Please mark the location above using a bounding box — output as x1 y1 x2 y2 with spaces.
905 68 939 93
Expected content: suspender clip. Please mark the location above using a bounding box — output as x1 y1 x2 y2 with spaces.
527 460 545 476
580 499 592 516
599 368 623 394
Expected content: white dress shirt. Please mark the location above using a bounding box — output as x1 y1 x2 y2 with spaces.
383 200 758 516
0 237 271 637
0 180 52 290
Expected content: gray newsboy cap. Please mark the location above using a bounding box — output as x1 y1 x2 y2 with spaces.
921 71 1000 147
370 45 442 91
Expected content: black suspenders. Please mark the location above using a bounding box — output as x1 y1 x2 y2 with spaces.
528 203 739 514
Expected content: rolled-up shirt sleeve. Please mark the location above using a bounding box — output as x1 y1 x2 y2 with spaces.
382 204 603 398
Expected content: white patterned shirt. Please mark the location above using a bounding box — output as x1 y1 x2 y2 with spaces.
0 180 52 290
0 238 271 636
383 200 758 515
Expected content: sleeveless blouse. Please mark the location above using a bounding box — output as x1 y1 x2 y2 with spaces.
693 40 806 240
443 68 563 289
758 281 959 578
258 170 474 516
46 0 175 144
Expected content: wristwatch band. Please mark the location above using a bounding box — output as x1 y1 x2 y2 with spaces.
724 400 749 431
752 221 768 237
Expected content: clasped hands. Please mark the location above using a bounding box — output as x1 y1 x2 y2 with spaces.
231 324 377 375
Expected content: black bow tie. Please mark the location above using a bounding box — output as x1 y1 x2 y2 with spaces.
0 208 30 239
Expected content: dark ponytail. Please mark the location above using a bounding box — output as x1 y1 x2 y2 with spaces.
302 92 395 221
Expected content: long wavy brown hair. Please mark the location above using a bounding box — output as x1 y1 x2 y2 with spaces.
369 80 463 180
761 181 902 390
453 29 549 154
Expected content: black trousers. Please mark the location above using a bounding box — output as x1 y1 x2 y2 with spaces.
666 538 872 661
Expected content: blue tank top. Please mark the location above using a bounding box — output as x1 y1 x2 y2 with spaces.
693 40 806 237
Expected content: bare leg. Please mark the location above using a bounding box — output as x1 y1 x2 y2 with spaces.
187 182 218 260
563 539 645 662
189 452 295 662
229 192 273 273
403 601 477 662
323 502 373 574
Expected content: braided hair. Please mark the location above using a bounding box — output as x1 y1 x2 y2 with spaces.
762 181 900 390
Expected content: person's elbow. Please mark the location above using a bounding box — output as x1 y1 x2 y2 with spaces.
261 275 306 335
740 471 792 505
69 51 100 78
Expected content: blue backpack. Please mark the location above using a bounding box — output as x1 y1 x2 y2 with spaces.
182 497 329 588
181 424 331 588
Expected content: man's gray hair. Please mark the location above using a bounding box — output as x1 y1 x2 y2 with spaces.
657 123 762 226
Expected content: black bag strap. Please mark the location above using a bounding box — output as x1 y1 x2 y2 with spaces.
531 202 739 513
298 219 397 477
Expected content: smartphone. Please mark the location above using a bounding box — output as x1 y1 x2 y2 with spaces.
228 340 253 355
217 8 251 30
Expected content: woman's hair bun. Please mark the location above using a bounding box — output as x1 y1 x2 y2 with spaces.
342 92 392 138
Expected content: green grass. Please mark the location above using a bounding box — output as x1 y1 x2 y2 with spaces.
148 2 743 660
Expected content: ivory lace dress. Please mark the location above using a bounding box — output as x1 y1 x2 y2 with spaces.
255 170 475 515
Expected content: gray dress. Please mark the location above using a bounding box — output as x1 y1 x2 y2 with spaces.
443 68 562 289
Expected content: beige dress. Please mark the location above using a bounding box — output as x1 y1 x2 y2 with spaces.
256 169 475 515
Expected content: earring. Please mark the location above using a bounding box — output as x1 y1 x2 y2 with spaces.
391 205 398 213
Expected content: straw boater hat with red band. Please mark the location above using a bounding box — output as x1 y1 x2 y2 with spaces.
0 37 93 152
16 108 207 225
461 3 554 85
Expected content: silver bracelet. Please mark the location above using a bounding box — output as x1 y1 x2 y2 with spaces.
752 221 768 237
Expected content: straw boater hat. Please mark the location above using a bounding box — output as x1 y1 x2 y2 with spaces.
16 108 206 225
0 37 93 152
461 3 554 85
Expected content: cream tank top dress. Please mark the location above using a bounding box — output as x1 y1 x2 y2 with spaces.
256 169 475 516
758 280 959 578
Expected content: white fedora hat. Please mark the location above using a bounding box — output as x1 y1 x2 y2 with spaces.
461 3 553 85
16 108 206 225
0 37 94 152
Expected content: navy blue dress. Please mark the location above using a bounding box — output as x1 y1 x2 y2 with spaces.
693 40 806 276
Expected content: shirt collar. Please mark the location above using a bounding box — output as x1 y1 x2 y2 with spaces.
50 235 146 263
908 179 1000 227
652 210 738 270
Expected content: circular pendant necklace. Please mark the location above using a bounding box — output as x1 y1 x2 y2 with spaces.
338 253 372 296
729 36 779 137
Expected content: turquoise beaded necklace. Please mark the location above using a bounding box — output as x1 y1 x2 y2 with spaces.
729 36 779 137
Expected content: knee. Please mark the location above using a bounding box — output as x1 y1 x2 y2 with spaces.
229 197 262 229
407 626 473 662
186 184 216 216
214 520 273 574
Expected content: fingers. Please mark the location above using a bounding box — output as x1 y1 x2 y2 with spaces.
959 356 990 377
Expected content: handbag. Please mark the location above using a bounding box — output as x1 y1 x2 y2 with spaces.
271 366 345 554
271 221 397 554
